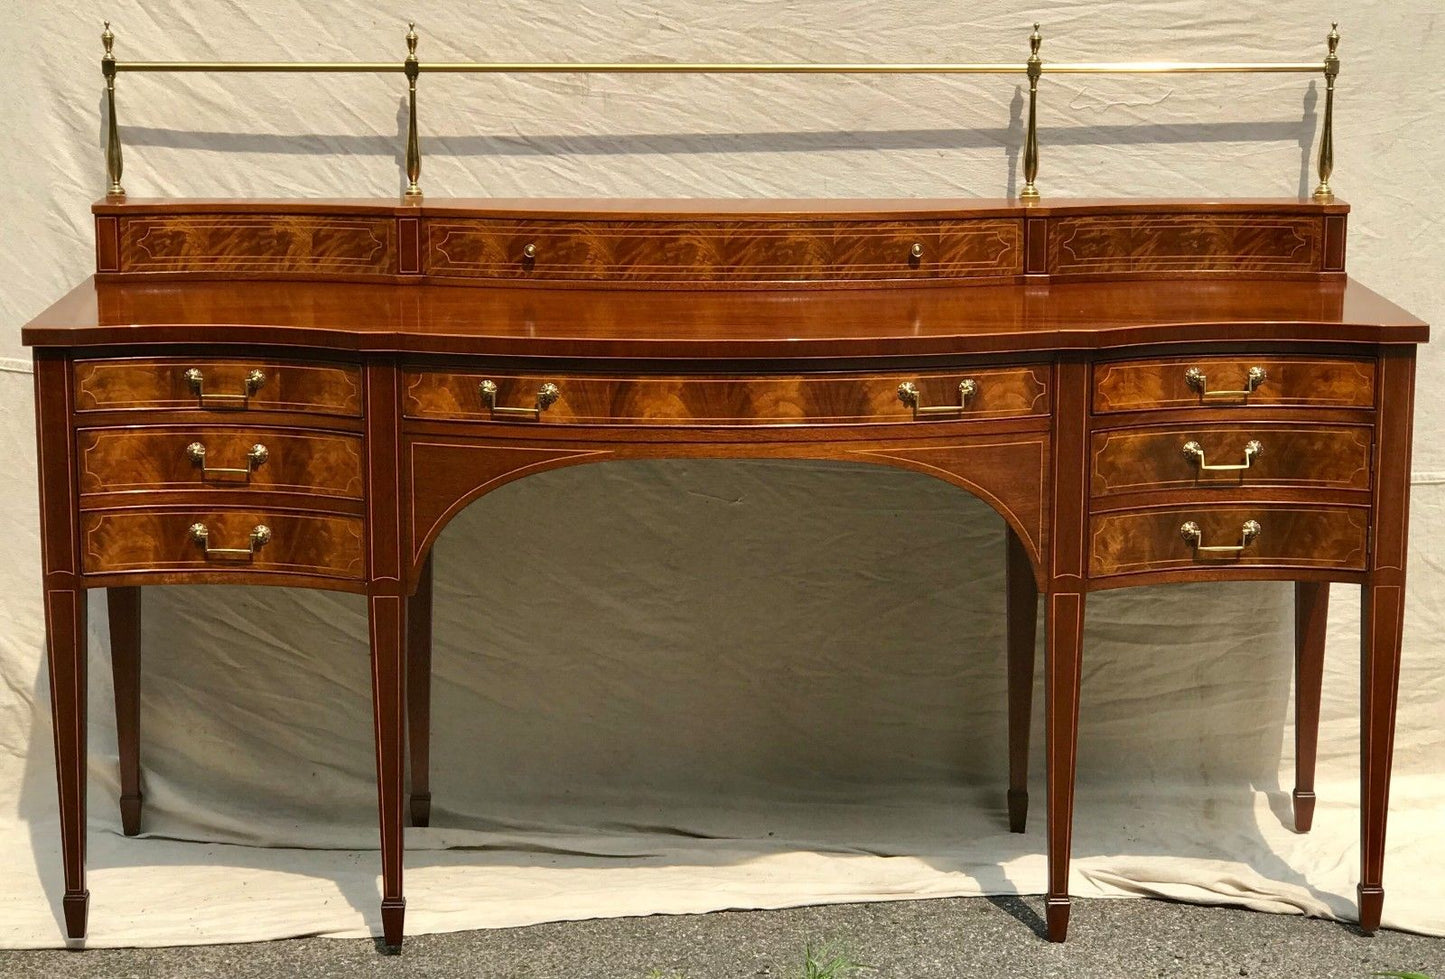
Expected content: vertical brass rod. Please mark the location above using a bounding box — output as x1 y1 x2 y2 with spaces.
1313 23 1339 201
1019 23 1042 202
404 22 422 201
102 22 124 199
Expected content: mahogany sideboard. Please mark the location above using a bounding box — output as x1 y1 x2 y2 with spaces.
22 196 1427 947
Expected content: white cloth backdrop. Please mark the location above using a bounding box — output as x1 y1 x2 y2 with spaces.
0 0 1442 949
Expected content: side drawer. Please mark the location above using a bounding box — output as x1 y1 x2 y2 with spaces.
403 367 1050 426
1090 423 1373 498
82 510 365 579
1089 505 1369 577
74 357 363 417
1092 356 1375 414
77 427 365 500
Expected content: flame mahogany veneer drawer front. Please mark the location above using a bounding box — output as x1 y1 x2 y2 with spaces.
73 357 363 417
82 509 365 579
1090 423 1373 499
77 427 365 500
1092 356 1375 414
1089 504 1370 578
403 367 1051 426
425 217 1024 283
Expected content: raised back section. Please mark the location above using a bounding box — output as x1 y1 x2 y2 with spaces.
93 198 1348 289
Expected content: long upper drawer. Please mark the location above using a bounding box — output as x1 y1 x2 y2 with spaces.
73 358 363 417
403 367 1051 426
1092 355 1375 414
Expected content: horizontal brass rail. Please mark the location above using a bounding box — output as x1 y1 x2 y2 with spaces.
114 60 1323 75
96 21 1344 204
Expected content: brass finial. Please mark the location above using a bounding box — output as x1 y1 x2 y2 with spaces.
403 21 422 201
1019 22 1043 202
1312 22 1340 201
102 21 124 198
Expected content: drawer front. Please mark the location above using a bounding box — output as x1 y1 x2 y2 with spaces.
1092 356 1375 414
74 358 363 416
404 367 1050 426
82 510 365 579
77 427 365 499
1090 423 1372 498
1090 505 1369 577
425 218 1023 283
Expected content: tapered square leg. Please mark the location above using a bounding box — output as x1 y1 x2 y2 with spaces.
45 586 89 940
407 554 433 828
1358 579 1405 934
1292 581 1328 833
108 587 143 836
1044 591 1084 943
1005 528 1038 834
370 592 408 948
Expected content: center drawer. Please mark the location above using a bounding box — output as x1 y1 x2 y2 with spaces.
403 367 1050 426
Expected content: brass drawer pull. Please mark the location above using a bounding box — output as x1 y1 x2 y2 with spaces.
1179 519 1261 557
479 379 561 419
1184 365 1266 400
185 367 266 408
189 522 271 561
909 242 924 259
897 379 978 417
1182 439 1263 472
186 441 269 480
522 242 538 260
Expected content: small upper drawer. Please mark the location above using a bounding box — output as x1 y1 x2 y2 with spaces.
403 367 1050 426
1090 423 1373 498
82 509 364 580
73 358 362 416
1092 356 1375 414
77 427 364 500
1090 504 1369 578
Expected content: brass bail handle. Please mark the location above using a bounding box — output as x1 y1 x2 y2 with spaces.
1179 519 1262 556
1182 439 1263 472
479 379 561 419
189 522 272 561
187 441 269 479
898 379 978 417
1184 365 1266 400
186 367 266 408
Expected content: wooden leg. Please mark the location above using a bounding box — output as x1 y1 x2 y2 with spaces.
1005 528 1038 834
45 586 89 939
108 587 143 837
1044 590 1085 943
406 554 433 828
1292 581 1328 833
1358 577 1405 934
369 591 408 947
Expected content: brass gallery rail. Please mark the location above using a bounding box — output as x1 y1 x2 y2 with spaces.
97 21 1342 205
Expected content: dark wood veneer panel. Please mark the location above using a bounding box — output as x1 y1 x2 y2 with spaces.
118 214 397 275
1048 213 1321 276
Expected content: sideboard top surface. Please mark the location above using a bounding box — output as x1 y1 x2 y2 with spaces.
22 275 1426 359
